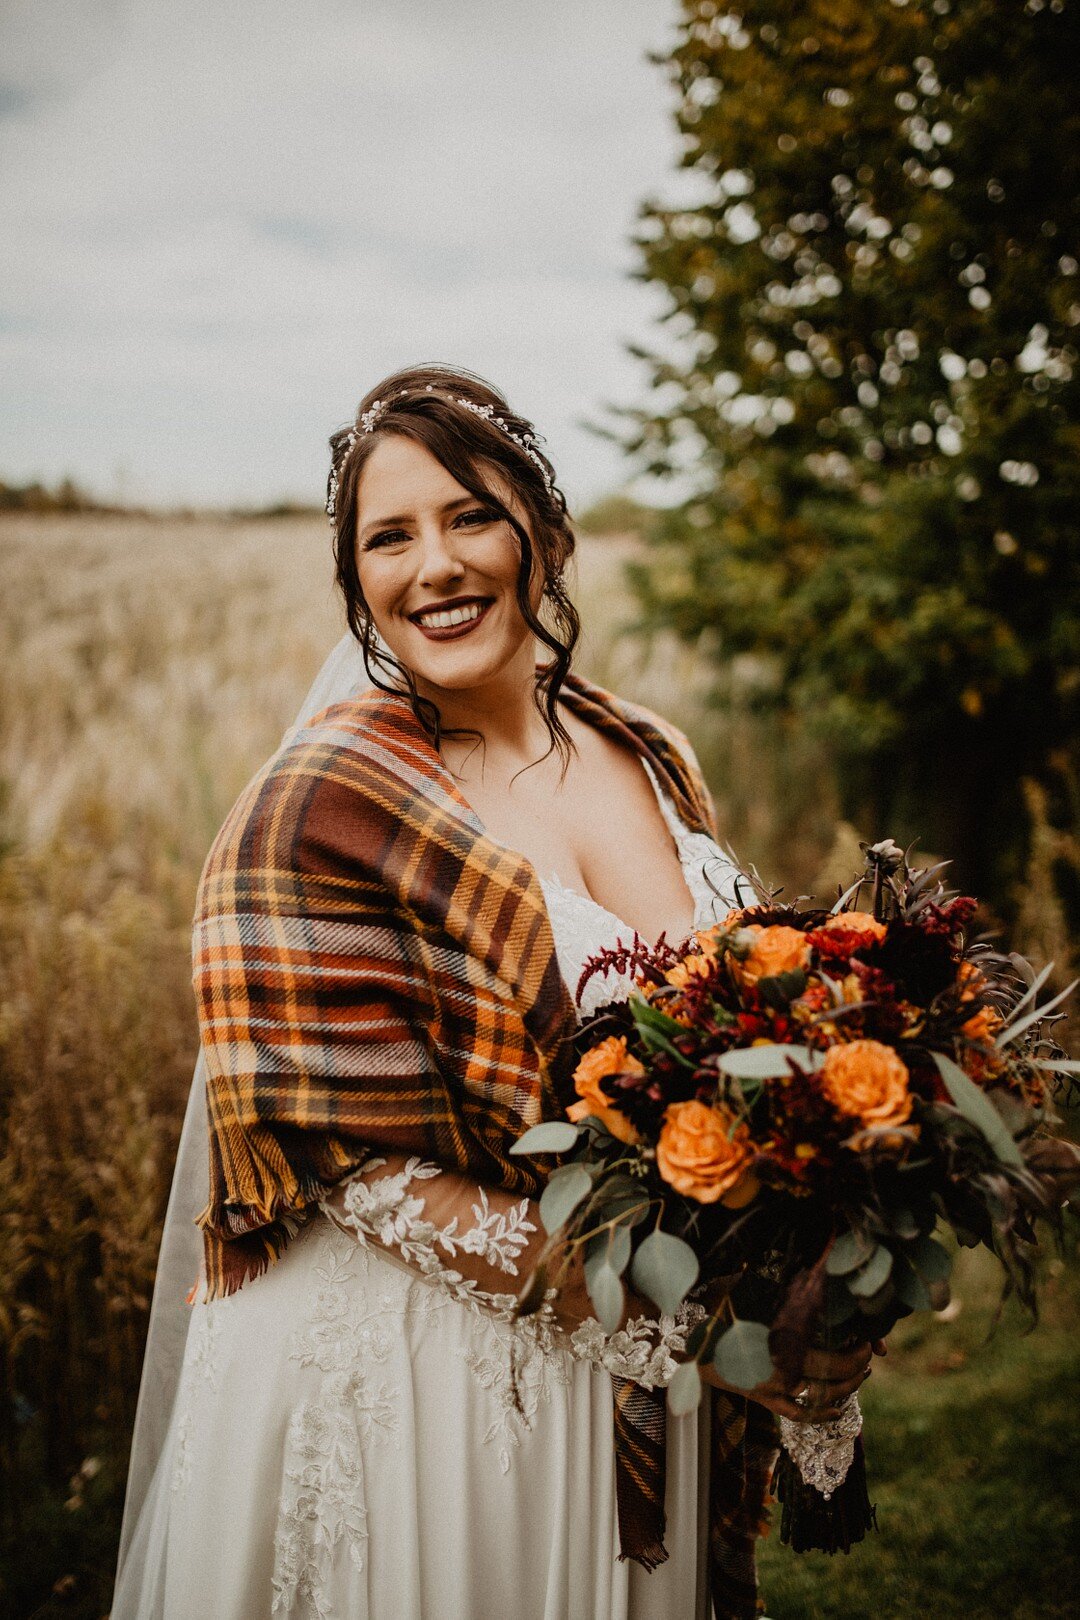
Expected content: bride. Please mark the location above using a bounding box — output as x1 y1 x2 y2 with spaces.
112 364 873 1620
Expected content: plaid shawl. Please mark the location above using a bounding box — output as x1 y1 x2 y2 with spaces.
193 668 777 1616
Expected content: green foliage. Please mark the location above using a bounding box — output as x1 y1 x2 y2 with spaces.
620 0 1080 894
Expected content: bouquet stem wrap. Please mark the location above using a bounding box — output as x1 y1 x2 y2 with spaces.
772 1430 876 1554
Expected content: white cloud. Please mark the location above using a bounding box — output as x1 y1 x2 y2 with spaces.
0 0 684 507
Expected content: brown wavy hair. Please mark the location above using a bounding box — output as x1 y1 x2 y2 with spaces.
327 362 580 768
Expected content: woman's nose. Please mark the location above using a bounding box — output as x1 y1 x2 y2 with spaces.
416 524 466 589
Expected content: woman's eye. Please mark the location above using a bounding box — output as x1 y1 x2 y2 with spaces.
363 530 408 550
457 508 497 527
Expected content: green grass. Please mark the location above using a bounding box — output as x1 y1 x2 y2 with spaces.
758 1237 1080 1619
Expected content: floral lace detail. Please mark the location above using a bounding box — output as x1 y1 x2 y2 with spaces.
779 1391 864 1500
340 1156 535 1278
272 1229 410 1617
569 1300 705 1390
327 1157 698 1393
170 1300 221 1496
462 1309 572 1476
272 1400 368 1620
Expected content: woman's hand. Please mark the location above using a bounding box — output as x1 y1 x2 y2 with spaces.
700 1337 886 1423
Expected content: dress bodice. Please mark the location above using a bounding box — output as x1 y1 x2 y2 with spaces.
537 758 742 1019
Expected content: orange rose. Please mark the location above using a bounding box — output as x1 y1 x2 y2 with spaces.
567 1035 642 1144
656 1099 757 1205
733 925 812 987
819 1039 913 1128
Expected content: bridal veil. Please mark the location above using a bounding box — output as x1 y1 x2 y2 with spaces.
114 630 370 1596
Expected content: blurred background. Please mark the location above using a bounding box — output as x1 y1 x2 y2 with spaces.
1 2 1078 1616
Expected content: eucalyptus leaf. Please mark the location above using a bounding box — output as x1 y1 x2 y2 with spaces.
826 1230 875 1276
667 1359 703 1416
602 1194 651 1228
539 1164 593 1235
847 1244 893 1298
585 1259 624 1335
757 969 808 1009
595 1222 632 1278
630 1229 700 1317
716 1044 824 1080
910 1233 953 1285
712 1320 774 1391
893 1256 932 1312
887 1206 921 1241
931 1052 1025 1168
510 1121 582 1156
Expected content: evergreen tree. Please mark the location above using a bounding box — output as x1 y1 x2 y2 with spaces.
619 0 1080 910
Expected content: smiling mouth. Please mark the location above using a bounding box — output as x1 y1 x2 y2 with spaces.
409 597 494 638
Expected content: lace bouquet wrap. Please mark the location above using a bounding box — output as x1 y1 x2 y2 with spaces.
513 837 1080 1555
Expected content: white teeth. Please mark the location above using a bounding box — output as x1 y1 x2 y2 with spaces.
416 601 486 630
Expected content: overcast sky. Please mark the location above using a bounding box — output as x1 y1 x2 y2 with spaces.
0 0 689 510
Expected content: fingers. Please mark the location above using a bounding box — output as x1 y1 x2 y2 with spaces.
800 1341 873 1384
812 1369 869 1404
759 1392 845 1424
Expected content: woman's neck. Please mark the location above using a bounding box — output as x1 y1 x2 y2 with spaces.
413 644 555 772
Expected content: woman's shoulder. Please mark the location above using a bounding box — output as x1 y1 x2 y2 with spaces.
198 692 432 892
564 671 710 824
563 669 700 768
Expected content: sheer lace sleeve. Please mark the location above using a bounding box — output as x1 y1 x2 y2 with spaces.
319 1154 697 1389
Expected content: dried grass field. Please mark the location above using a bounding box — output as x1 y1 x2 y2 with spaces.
0 513 1077 1619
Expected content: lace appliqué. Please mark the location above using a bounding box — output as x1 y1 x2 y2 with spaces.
779 1391 863 1500
338 1156 536 1285
326 1158 697 1437
322 1162 571 1480
272 1231 404 1618
569 1300 704 1390
272 1401 368 1620
170 1300 221 1496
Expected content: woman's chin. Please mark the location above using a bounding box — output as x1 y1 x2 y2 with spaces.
397 627 533 695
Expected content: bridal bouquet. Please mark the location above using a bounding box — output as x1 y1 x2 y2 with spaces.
512 838 1080 1551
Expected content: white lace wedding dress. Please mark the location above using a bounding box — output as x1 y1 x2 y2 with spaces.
114 762 742 1620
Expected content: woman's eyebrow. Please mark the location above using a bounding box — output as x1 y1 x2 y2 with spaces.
359 495 478 540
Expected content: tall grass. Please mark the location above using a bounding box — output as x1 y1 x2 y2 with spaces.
0 514 1076 1618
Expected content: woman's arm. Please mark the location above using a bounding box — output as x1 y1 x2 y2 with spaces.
320 1152 698 1388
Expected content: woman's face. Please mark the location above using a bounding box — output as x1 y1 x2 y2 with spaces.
354 434 541 696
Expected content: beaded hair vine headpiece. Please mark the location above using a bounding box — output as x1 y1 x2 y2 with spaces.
326 384 554 520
